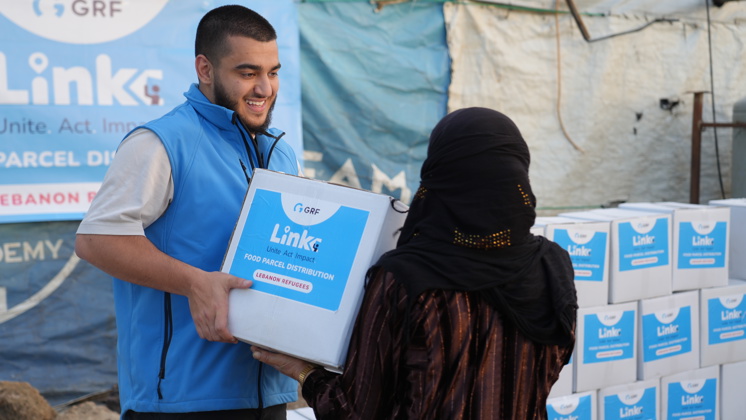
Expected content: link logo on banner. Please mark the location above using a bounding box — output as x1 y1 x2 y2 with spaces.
0 52 165 106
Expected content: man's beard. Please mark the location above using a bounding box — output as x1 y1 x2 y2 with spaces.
214 80 275 133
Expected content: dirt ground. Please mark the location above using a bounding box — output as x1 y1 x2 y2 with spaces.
56 401 120 420
0 381 308 419
0 381 120 420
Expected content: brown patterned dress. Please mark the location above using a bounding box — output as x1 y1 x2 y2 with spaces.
302 270 575 420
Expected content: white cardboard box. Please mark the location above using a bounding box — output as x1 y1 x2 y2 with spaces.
222 169 408 371
598 378 660 420
532 217 580 237
531 225 546 236
544 219 610 308
560 209 672 303
709 198 746 281
546 390 597 420
620 202 730 291
700 279 746 367
661 365 719 420
637 291 700 380
534 216 582 227
720 360 746 420
575 302 638 393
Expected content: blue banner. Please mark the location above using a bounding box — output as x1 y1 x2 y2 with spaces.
0 221 116 405
0 0 302 223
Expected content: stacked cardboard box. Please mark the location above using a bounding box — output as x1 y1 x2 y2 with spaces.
541 200 746 419
547 390 597 420
598 379 659 420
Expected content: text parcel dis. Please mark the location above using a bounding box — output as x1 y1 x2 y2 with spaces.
222 169 408 372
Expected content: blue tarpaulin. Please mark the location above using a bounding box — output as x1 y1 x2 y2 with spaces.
299 2 450 201
0 221 116 405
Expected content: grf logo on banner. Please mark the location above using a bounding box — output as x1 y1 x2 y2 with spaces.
0 1 169 44
0 1 169 106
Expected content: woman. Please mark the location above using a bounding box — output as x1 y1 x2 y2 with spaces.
252 107 578 419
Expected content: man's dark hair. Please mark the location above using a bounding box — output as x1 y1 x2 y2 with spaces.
195 5 277 60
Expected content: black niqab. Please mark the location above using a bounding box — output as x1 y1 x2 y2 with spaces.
371 107 577 347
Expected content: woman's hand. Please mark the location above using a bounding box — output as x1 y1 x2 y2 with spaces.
251 346 319 383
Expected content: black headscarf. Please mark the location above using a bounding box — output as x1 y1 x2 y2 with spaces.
371 107 577 347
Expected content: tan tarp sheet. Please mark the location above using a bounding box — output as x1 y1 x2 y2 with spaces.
445 2 746 209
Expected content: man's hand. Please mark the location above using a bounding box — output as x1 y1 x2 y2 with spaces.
187 272 252 343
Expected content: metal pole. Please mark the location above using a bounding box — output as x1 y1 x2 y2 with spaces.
691 92 704 204
565 0 591 41
689 91 746 204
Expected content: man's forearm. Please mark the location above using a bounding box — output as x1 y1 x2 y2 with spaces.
74 233 201 296
76 233 252 342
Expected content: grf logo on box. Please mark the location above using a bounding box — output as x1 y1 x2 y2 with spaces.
294 203 321 215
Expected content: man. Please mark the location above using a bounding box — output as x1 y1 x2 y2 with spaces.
75 5 300 419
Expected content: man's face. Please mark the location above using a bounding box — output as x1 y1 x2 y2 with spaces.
206 36 280 133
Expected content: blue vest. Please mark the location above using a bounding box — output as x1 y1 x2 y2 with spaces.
114 84 299 414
